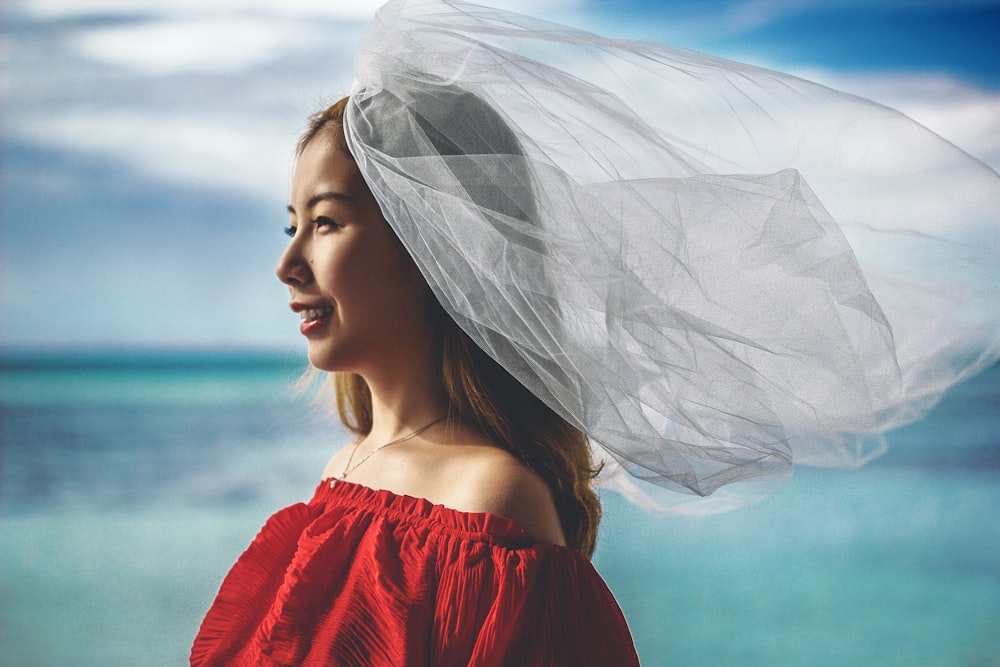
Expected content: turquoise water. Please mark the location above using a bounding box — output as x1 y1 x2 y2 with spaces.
2 351 998 666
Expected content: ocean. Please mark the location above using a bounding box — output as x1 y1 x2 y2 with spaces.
2 350 998 666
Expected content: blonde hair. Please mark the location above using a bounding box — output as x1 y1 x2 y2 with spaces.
301 97 602 557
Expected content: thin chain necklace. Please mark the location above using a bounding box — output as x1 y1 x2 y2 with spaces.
336 416 448 481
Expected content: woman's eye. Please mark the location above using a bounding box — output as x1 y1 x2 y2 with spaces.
313 216 340 230
283 226 296 238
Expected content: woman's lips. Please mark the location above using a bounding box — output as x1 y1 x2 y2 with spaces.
294 305 334 336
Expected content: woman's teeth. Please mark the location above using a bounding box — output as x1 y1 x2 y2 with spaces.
300 307 334 321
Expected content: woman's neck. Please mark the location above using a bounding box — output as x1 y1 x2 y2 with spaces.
361 345 449 444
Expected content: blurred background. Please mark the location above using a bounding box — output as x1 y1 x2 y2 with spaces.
2 1 998 665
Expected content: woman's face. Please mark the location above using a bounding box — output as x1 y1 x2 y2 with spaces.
276 134 432 374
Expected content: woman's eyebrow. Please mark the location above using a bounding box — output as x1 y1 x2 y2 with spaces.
287 191 353 215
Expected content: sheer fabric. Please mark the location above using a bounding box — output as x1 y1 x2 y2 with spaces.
344 0 1000 509
190 481 639 666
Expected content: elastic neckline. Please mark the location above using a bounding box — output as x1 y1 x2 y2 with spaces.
316 478 535 546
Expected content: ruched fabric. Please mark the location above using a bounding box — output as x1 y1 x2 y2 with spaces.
190 480 639 666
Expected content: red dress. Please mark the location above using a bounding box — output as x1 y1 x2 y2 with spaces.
191 479 639 666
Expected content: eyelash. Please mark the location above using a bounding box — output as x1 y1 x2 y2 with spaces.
283 217 339 238
313 216 339 230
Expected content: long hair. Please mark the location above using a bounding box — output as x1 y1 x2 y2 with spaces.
300 96 602 558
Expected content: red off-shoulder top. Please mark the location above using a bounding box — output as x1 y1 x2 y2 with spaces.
190 479 639 666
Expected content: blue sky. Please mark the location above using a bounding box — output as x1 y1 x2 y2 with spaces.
2 0 999 351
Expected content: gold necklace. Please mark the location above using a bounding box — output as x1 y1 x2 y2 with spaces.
336 416 447 481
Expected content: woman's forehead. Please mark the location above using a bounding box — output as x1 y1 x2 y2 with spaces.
293 139 363 196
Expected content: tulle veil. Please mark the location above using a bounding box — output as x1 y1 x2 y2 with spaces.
339 0 1000 511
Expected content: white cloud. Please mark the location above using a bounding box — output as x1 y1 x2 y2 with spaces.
28 0 586 78
13 108 296 197
20 0 585 22
4 6 362 194
716 0 816 33
21 0 387 21
74 17 296 75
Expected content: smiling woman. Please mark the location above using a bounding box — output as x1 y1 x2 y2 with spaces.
191 90 633 665
188 0 999 664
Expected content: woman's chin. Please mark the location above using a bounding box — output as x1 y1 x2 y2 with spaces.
305 343 355 375
306 354 338 374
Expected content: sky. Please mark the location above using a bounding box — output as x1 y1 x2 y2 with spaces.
2 0 999 351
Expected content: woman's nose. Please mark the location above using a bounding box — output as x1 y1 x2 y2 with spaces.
275 237 311 286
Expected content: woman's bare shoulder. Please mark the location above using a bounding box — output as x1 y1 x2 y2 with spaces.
446 445 567 547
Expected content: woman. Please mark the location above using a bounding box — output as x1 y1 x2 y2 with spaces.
193 0 1000 664
190 93 640 665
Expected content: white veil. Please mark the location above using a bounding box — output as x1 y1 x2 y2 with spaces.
342 0 1000 510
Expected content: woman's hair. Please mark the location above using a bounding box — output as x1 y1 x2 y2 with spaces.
299 96 603 557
